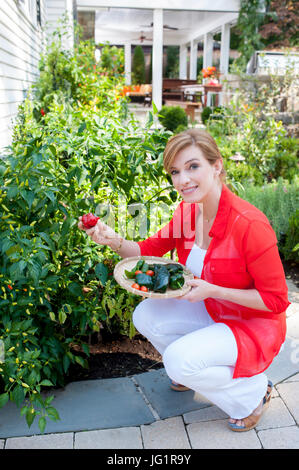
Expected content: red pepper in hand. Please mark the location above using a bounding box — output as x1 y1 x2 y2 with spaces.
82 213 99 229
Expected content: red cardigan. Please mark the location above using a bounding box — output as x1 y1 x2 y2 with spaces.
137 184 290 378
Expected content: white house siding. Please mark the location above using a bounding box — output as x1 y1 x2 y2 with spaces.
0 0 75 153
0 0 44 151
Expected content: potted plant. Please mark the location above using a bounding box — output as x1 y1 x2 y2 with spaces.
201 66 219 85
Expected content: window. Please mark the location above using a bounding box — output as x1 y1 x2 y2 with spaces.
16 0 42 27
36 0 41 26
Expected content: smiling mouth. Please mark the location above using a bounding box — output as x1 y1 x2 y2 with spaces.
181 186 198 195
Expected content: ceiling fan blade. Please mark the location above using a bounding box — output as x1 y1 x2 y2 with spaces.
140 22 178 31
163 25 179 30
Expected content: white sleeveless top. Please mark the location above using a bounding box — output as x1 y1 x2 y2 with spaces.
185 243 207 278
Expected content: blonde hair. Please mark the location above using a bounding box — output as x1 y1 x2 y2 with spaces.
163 129 226 182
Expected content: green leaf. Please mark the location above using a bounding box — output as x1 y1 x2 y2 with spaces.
68 282 82 296
63 354 70 373
20 189 35 209
82 343 90 356
7 185 19 199
95 262 108 285
46 406 60 422
78 122 86 134
74 355 87 368
26 407 36 428
106 178 116 191
58 309 67 324
0 393 9 409
39 379 53 387
44 190 56 204
38 416 46 433
152 102 158 114
11 385 25 408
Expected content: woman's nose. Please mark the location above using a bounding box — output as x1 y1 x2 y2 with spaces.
178 171 191 185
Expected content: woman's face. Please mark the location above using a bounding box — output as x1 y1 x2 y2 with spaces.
169 145 222 203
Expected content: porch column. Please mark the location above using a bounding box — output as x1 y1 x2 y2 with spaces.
152 8 163 110
189 40 198 80
124 42 131 85
203 32 213 69
65 0 74 49
220 23 230 75
179 44 187 79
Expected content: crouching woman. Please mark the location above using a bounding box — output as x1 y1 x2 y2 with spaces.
132 129 290 432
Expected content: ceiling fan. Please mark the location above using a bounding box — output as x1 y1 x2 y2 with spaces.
132 31 152 43
140 22 179 31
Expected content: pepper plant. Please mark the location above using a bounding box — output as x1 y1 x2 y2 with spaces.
0 25 174 432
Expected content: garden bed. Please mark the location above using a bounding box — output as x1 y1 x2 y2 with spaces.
67 333 163 382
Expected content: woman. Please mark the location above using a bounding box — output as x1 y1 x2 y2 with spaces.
78 129 290 432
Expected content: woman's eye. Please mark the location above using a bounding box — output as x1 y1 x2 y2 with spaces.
170 170 178 176
190 164 199 170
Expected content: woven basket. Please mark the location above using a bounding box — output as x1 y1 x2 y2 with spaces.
113 255 194 299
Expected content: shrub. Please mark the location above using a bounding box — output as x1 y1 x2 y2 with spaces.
132 45 146 85
282 210 299 262
158 106 188 132
201 106 213 124
238 178 299 253
268 137 298 182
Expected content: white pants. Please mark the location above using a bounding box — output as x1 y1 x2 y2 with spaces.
133 297 268 419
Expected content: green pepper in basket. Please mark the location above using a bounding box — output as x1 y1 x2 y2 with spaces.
169 273 185 290
135 273 154 290
153 266 170 293
125 259 145 279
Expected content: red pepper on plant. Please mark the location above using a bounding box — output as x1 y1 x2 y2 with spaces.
82 213 99 229
40 108 45 116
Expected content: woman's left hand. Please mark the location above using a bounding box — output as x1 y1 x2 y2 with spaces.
176 279 216 302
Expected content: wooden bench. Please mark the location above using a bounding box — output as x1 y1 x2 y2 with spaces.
163 79 198 102
164 99 202 121
125 84 152 105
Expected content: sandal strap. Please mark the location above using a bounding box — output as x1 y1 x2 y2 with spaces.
241 413 261 429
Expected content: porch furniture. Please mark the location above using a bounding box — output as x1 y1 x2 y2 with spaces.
125 84 152 105
163 79 198 102
164 99 202 121
203 84 222 107
179 84 204 103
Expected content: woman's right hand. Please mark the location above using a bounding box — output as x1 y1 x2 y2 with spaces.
78 217 119 248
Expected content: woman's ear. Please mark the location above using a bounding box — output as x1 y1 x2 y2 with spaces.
214 158 223 176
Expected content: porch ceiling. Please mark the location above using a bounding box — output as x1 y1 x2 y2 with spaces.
77 1 240 46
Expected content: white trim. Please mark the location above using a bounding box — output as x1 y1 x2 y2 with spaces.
189 39 198 80
220 23 230 75
203 32 213 69
124 42 131 85
179 44 187 80
77 0 240 13
152 8 163 110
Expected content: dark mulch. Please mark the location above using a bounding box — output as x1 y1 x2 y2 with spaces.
67 333 163 383
66 259 298 383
